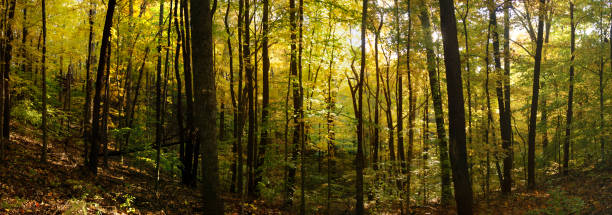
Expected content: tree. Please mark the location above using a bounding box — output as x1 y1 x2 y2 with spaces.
418 1 452 204
357 0 367 213
527 0 545 189
438 0 474 213
488 0 512 194
564 1 575 176
255 0 270 197
40 0 48 162
88 0 117 174
191 0 223 213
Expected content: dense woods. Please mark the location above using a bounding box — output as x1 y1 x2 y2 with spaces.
0 0 611 214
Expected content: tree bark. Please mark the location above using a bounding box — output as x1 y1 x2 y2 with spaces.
356 0 367 213
255 0 270 197
190 0 223 213
418 2 452 205
563 2 575 176
527 0 545 189
40 0 48 162
88 0 116 174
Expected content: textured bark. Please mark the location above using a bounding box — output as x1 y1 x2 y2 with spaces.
180 0 196 186
155 0 164 187
243 0 256 198
356 0 366 213
190 0 223 213
489 0 512 194
563 2 575 176
40 0 48 162
394 0 405 175
254 0 270 197
82 3 95 164
286 0 301 206
438 0 474 213
405 0 414 208
2 0 16 141
527 0 545 189
418 2 452 205
88 0 116 174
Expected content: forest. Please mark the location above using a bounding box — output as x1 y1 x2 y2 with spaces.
0 0 610 214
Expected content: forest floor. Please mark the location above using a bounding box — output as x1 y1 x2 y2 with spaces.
0 122 611 214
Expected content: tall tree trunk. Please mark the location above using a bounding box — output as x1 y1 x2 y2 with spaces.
155 0 165 188
244 0 256 198
527 0 545 189
171 0 184 181
489 0 512 194
438 0 474 213
563 2 575 176
394 0 405 176
405 0 414 208
255 0 270 197
418 2 452 205
484 20 493 198
181 0 196 185
83 2 95 164
88 0 116 174
2 0 16 141
40 0 48 162
191 0 223 213
223 0 238 194
373 7 383 172
286 0 301 206
356 1 367 213
502 0 513 193
102 42 111 167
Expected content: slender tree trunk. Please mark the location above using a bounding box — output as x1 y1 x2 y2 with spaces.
83 2 95 164
286 0 301 206
181 0 196 185
418 2 452 204
502 0 513 193
224 0 238 194
373 9 383 172
394 0 405 176
88 0 116 174
527 0 545 189
405 0 414 208
102 42 111 167
356 1 367 213
439 0 474 213
191 0 223 213
155 0 165 188
255 0 270 197
563 2 575 176
489 0 512 194
2 0 16 141
40 0 48 162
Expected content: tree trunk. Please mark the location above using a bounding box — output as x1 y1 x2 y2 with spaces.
82 2 95 164
40 0 48 162
405 0 414 208
190 0 223 213
88 0 116 174
155 0 164 187
286 0 301 206
394 0 405 177
2 0 16 141
356 0 366 213
243 0 256 198
255 0 270 197
418 2 452 205
527 0 545 189
438 0 474 213
180 0 196 186
489 0 512 194
563 2 575 176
